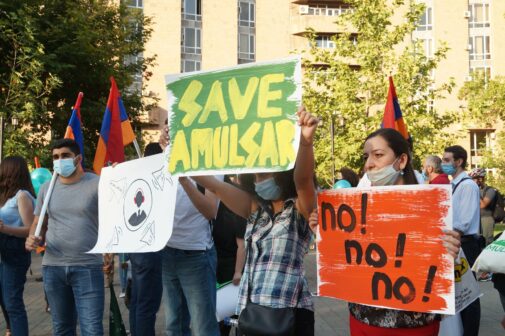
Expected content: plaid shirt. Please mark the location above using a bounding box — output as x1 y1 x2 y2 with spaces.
236 199 314 314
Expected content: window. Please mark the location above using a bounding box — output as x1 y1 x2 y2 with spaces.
469 3 490 28
416 7 432 31
182 27 201 54
470 65 491 79
469 35 490 60
124 54 142 92
307 5 351 16
417 38 433 58
239 1 255 28
315 35 336 49
181 59 201 73
126 0 142 8
470 130 493 157
238 33 255 61
182 0 201 21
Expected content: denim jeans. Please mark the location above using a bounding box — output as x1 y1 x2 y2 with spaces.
0 249 30 336
129 252 162 336
161 246 219 336
118 253 129 293
42 265 104 336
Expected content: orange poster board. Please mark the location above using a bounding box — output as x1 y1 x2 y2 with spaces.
317 184 455 314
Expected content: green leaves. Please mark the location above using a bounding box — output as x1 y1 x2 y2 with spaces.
302 0 459 186
0 0 156 166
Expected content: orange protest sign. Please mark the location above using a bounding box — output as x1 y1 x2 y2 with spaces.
317 185 455 314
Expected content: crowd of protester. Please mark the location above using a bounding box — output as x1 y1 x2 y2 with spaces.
0 106 499 336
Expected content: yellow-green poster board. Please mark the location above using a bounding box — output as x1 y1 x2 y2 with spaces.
165 57 302 176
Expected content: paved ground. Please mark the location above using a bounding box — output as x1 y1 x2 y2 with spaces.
0 252 503 335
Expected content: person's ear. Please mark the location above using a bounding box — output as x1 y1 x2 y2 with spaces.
74 154 82 166
398 153 408 170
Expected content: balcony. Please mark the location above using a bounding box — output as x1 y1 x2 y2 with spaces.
291 4 356 35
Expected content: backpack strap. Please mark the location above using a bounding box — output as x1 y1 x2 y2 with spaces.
452 177 472 195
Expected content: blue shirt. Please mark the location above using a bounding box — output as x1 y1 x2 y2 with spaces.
451 172 480 235
0 190 34 228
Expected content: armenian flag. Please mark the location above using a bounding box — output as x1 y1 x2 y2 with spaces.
382 76 410 140
93 77 136 174
64 92 85 163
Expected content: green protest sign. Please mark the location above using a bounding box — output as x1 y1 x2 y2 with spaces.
165 57 301 176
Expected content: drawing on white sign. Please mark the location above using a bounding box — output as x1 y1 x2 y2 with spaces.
123 179 153 232
109 178 127 203
90 152 178 253
152 165 173 191
140 221 155 246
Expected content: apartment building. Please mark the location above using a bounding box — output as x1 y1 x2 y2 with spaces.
129 0 505 168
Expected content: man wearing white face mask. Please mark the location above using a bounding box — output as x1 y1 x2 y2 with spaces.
26 139 104 336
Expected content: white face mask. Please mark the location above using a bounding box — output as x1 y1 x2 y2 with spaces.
367 158 401 186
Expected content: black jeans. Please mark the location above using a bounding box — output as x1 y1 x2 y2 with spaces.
295 308 315 336
237 308 314 336
460 238 481 336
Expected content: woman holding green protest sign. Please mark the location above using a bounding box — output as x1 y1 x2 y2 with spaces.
190 106 318 336
310 128 461 336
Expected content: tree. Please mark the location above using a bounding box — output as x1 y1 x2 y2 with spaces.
302 0 459 187
459 74 505 191
0 0 156 166
0 3 60 162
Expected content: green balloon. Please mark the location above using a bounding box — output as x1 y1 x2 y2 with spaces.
31 168 52 196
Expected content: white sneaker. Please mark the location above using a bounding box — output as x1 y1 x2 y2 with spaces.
119 291 126 298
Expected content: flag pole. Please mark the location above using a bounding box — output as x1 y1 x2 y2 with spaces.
132 139 142 159
34 171 59 237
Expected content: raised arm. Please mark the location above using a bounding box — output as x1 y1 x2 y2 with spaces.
179 177 220 221
190 175 254 219
294 106 318 220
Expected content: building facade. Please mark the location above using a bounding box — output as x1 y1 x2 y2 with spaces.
131 0 505 168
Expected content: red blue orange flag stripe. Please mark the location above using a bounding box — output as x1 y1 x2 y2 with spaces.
64 92 85 165
382 76 410 140
93 77 136 174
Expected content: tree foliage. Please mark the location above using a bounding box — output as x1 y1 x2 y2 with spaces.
0 0 156 167
302 0 459 187
459 74 505 191
0 2 60 161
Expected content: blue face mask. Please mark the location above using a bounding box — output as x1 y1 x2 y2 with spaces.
441 163 456 176
255 177 282 200
421 171 428 181
53 158 77 177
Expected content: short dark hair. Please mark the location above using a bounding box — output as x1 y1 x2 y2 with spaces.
444 145 468 169
144 142 163 157
51 139 80 155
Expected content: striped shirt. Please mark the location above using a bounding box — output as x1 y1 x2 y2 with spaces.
236 199 314 314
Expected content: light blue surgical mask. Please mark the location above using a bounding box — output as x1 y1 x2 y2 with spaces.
441 163 456 176
421 171 428 181
255 177 282 200
367 158 401 186
53 158 77 177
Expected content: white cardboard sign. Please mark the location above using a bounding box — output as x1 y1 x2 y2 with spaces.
90 152 178 253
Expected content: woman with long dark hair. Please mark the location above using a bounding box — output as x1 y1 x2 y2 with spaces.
0 156 35 336
190 107 319 335
311 128 460 335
